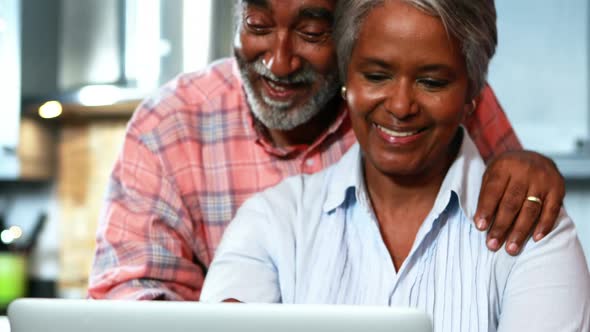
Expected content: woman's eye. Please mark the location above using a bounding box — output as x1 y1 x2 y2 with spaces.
418 78 450 90
363 72 389 82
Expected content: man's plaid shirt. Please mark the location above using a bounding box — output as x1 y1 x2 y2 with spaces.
88 58 521 300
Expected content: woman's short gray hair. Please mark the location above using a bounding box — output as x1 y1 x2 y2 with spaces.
334 0 497 98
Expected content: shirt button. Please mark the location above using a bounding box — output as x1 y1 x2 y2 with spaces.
306 159 315 167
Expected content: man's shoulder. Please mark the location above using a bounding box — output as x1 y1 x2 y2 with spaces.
129 58 246 134
125 58 252 151
173 57 243 105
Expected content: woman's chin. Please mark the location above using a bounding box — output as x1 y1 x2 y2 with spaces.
367 156 425 179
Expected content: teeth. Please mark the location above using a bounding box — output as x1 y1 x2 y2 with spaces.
266 79 288 91
376 124 419 137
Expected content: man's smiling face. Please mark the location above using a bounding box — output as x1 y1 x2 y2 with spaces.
234 0 340 130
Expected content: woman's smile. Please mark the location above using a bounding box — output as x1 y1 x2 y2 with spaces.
373 123 428 145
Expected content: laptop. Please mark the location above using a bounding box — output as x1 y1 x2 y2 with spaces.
8 298 432 332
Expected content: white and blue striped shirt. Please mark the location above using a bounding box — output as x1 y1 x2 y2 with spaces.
201 133 590 332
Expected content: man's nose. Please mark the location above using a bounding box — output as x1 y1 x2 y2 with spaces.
384 79 419 119
263 31 302 77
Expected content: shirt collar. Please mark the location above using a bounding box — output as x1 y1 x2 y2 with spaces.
435 128 486 220
322 143 362 212
323 127 486 223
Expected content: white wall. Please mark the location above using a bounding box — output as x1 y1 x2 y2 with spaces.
489 0 589 155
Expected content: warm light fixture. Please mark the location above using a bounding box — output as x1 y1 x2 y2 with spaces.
0 229 14 244
9 226 22 239
0 226 24 245
39 100 63 119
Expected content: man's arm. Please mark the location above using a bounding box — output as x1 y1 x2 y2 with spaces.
88 123 204 300
464 84 522 162
464 84 565 255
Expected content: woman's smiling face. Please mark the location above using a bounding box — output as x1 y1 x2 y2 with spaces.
346 0 471 180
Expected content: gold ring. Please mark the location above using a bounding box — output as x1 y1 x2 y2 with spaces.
525 196 543 205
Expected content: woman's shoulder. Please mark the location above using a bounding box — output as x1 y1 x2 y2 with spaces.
492 208 589 290
491 209 590 330
518 209 586 261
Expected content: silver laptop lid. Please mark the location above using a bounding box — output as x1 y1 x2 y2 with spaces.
8 298 432 332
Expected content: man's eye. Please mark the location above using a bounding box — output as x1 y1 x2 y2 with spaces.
246 23 271 34
298 30 330 43
296 21 331 43
418 78 450 90
245 17 272 34
362 72 389 82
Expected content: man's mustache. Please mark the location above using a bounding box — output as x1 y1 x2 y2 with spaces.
250 59 317 85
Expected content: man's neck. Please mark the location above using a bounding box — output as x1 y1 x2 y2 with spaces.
265 98 342 148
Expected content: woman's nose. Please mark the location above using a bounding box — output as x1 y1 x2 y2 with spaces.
384 79 418 119
263 31 302 78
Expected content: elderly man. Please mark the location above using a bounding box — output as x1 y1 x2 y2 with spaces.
88 0 565 300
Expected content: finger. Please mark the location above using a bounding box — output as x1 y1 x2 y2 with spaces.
486 179 528 251
533 190 564 242
504 192 544 255
474 170 509 231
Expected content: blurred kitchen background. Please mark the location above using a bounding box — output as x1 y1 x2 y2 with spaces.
0 0 588 309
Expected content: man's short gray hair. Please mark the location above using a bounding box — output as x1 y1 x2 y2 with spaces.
334 0 497 98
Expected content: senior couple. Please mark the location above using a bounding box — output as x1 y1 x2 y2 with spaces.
89 0 590 330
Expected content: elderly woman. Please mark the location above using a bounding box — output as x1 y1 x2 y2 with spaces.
201 0 590 330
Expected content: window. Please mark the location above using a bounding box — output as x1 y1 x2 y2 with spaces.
124 0 214 91
0 0 21 178
488 0 590 158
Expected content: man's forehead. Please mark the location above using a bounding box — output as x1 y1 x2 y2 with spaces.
241 0 336 21
242 0 269 7
241 0 336 11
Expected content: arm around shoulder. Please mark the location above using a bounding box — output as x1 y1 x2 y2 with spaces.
464 84 521 162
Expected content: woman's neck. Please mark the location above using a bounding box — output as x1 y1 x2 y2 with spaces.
364 129 463 217
363 130 463 271
365 160 449 217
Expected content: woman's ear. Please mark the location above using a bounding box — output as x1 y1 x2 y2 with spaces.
464 92 483 119
463 99 477 121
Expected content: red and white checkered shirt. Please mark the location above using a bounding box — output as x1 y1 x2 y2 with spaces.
88 58 521 300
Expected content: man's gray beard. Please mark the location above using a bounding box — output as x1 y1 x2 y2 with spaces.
236 56 339 131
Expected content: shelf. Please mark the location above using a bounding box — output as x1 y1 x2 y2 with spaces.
553 155 590 181
23 99 140 123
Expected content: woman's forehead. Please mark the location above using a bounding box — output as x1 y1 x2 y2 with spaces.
349 0 466 79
